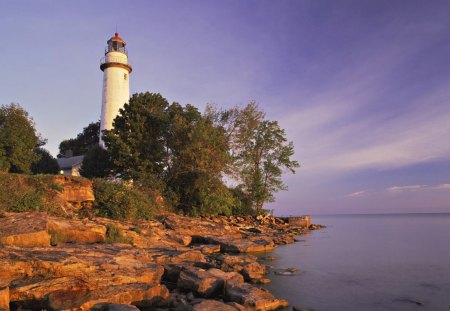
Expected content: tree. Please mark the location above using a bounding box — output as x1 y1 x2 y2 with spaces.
0 103 41 173
58 121 100 158
103 92 171 182
31 148 59 174
209 102 299 213
79 145 111 178
103 92 232 215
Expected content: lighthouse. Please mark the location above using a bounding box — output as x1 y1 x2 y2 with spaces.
99 33 132 147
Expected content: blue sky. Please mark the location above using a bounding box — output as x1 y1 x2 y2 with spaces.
1 0 449 214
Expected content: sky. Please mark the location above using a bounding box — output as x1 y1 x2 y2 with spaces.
1 0 449 215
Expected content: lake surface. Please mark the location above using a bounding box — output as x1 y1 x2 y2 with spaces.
263 213 450 311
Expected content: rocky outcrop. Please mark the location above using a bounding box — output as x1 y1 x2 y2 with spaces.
0 212 322 310
47 283 169 310
54 176 95 208
0 212 50 247
48 216 106 244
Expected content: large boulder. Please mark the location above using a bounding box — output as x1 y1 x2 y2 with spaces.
54 176 95 204
177 267 224 297
0 212 50 247
48 217 106 244
224 281 288 311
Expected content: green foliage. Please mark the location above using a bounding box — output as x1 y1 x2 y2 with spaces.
208 102 300 213
105 224 133 244
0 173 62 214
0 103 41 173
103 93 231 215
31 148 59 174
58 121 100 158
92 178 157 220
10 191 44 212
80 145 112 178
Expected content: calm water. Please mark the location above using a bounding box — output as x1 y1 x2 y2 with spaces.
263 213 450 311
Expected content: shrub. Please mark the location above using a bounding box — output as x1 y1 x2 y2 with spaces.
10 192 44 212
105 224 132 244
92 179 158 220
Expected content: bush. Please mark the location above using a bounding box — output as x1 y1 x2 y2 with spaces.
92 179 158 220
10 192 44 212
0 173 60 214
105 224 132 244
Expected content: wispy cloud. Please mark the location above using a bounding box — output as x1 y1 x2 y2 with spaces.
346 190 369 198
386 185 428 192
281 31 450 176
386 183 450 193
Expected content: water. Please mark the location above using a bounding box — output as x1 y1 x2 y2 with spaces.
263 213 450 311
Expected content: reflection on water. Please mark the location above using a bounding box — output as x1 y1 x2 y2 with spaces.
263 213 450 311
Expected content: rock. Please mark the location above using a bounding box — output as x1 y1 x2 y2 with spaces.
91 303 141 311
0 212 50 247
308 224 325 230
192 300 237 311
199 244 221 254
167 231 193 246
48 283 169 310
224 281 289 311
0 245 164 289
226 301 247 310
241 262 266 282
274 268 299 276
48 217 106 244
205 235 275 253
258 278 271 284
10 277 88 302
164 215 240 238
207 269 244 283
55 176 95 206
152 249 206 264
177 267 224 297
0 286 9 311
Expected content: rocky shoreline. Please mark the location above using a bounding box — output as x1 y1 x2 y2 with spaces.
0 212 323 311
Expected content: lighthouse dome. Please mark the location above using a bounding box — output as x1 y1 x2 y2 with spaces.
105 32 127 55
108 32 126 45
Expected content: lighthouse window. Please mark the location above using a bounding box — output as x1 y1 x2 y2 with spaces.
124 73 128 80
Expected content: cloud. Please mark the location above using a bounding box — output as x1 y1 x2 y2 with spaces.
433 183 450 190
386 185 428 192
386 183 450 193
282 44 450 176
346 190 369 198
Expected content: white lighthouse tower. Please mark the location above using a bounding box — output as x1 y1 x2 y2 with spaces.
99 33 132 147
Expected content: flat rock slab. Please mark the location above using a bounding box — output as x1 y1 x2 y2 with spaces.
205 235 275 253
48 217 106 244
0 245 163 290
192 299 238 311
48 283 169 310
225 281 289 311
0 212 50 247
